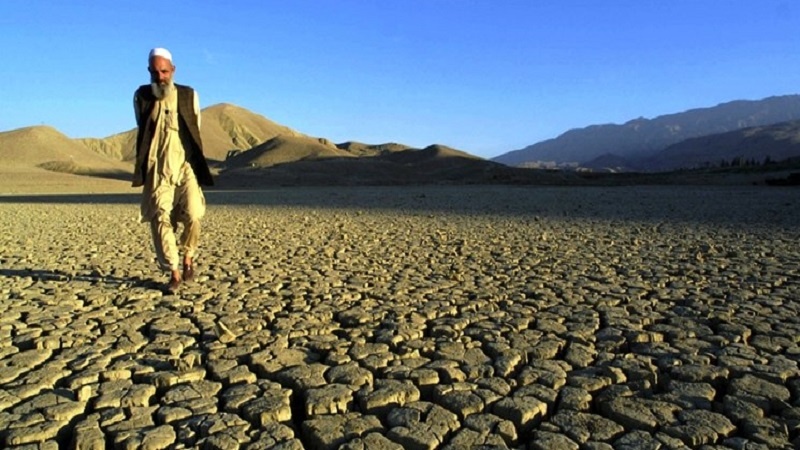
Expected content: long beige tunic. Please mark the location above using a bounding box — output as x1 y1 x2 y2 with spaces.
135 87 201 222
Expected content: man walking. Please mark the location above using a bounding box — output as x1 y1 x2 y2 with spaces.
133 48 214 293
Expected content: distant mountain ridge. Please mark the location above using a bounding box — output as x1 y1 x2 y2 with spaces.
493 95 800 171
646 119 800 171
1 103 570 188
5 95 800 191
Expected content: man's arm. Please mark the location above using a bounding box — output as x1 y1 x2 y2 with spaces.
133 91 142 127
193 90 201 130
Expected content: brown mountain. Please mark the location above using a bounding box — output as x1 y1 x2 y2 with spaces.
78 131 137 161
379 144 479 164
77 103 306 163
224 135 354 169
378 144 499 180
199 103 305 161
0 126 132 193
0 125 129 173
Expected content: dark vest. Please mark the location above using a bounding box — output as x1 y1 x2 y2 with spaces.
134 84 214 186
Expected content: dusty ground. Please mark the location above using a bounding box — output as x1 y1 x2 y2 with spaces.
0 185 798 449
0 170 134 195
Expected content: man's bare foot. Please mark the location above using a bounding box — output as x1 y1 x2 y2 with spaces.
183 258 194 282
166 270 182 294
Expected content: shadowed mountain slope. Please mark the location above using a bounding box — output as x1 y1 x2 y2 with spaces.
646 120 800 171
218 142 575 187
224 135 353 169
336 141 411 157
494 95 800 168
380 144 479 164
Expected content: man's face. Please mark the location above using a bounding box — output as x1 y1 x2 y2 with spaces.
148 56 174 86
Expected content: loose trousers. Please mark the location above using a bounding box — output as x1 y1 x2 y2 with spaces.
147 164 206 271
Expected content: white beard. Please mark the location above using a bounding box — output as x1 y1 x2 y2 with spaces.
151 81 175 100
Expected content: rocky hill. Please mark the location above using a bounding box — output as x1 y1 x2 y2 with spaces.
494 95 800 170
77 103 306 163
78 131 137 161
0 125 133 193
224 135 353 169
0 125 129 174
199 103 305 161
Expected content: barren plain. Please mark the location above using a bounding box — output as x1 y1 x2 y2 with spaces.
0 185 799 449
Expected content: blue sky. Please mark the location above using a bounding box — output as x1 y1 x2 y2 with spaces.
1 1 798 159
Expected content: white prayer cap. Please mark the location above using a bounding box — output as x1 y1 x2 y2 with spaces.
149 47 173 62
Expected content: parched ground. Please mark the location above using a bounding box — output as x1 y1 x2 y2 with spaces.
0 185 798 449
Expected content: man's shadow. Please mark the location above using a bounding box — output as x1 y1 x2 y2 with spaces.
0 268 164 291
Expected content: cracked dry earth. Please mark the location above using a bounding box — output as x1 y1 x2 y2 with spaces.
0 185 799 450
